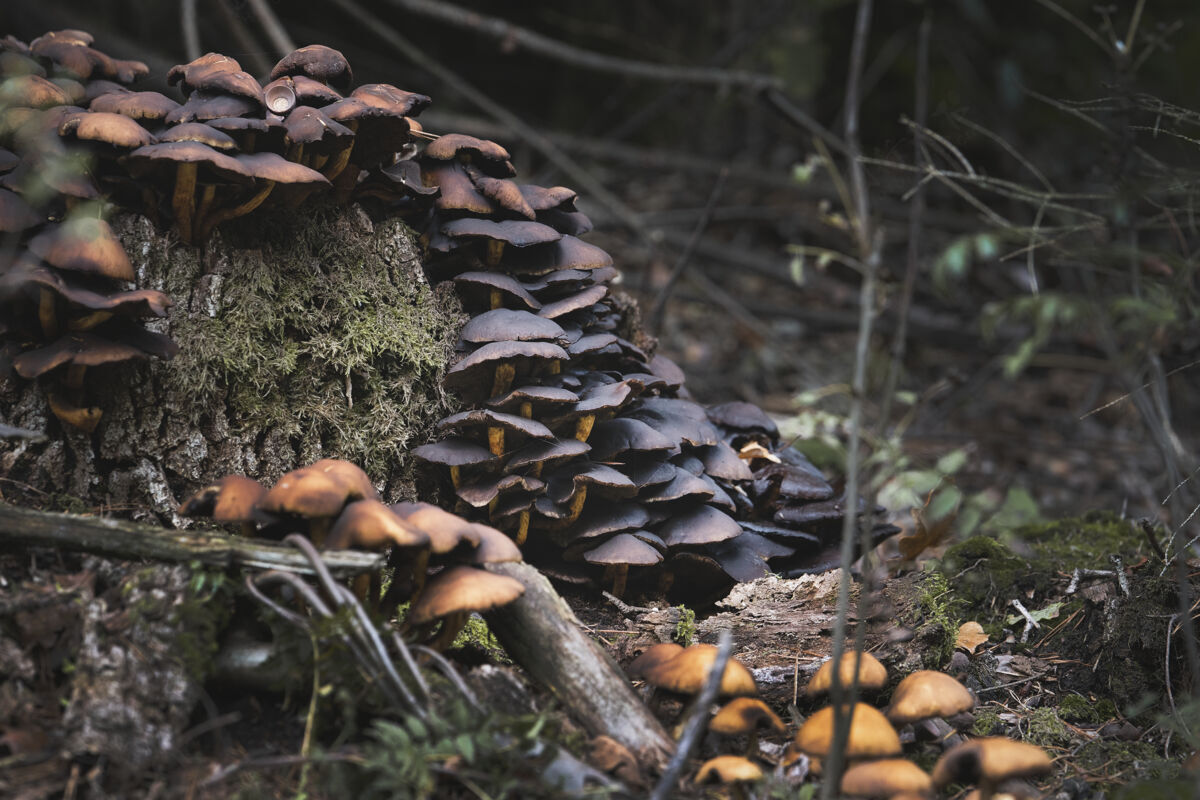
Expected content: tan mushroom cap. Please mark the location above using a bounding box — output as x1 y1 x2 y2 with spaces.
932 737 1052 789
59 111 156 149
710 697 787 736
325 498 429 551
27 217 134 281
179 474 267 523
794 703 902 760
626 643 683 679
390 500 481 554
806 651 889 696
641 644 758 697
406 565 525 625
694 755 763 784
259 466 357 519
887 670 975 724
308 458 380 502
840 758 933 798
466 522 523 563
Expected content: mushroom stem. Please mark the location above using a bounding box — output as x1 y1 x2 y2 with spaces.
199 179 277 240
287 142 305 164
485 240 505 267
172 162 199 243
514 510 530 546
47 389 101 433
519 401 532 419
489 288 503 310
68 311 113 332
194 184 217 237
322 143 354 181
404 548 432 609
547 360 561 375
487 426 506 457
564 486 588 525
604 563 629 599
311 153 329 170
428 610 469 652
448 465 461 489
65 364 86 390
37 288 57 339
308 517 332 549
491 362 515 397
574 413 596 443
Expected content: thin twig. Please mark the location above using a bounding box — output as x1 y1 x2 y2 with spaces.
760 87 851 157
383 0 781 91
648 167 728 335
649 629 733 800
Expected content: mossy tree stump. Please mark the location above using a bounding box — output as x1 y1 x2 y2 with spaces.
0 204 465 522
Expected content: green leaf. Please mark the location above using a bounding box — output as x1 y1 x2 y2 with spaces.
928 485 962 521
936 448 969 476
455 733 476 764
405 716 428 741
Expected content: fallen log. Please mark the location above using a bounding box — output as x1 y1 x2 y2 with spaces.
484 560 675 771
0 504 383 577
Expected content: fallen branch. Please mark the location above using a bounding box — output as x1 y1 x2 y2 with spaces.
484 561 675 771
0 504 383 577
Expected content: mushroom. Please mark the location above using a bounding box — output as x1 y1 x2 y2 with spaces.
578 532 662 598
640 643 757 698
931 738 1052 800
179 474 268 536
270 45 354 92
709 697 787 756
256 462 373 545
806 651 889 697
886 670 976 747
840 758 934 799
693 755 763 799
794 703 903 762
125 140 250 243
405 564 524 651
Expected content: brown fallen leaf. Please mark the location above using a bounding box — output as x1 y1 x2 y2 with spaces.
738 441 780 463
955 621 989 654
896 502 956 560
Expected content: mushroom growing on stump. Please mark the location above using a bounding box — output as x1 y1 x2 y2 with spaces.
404 564 524 651
932 738 1052 800
256 461 375 546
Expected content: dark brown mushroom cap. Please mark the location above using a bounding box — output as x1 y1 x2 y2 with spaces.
461 308 566 345
647 355 686 390
159 121 236 150
639 466 714 505
774 497 865 526
694 756 763 785
0 74 71 108
28 31 96 80
422 133 513 176
167 53 263 103
705 535 771 582
258 466 359 520
423 163 493 217
349 83 431 117
518 183 577 212
753 461 835 502
407 565 525 625
710 697 787 735
509 236 614 276
126 140 252 184
165 91 260 124
642 644 758 697
325 498 429 551
488 385 578 414
235 152 330 187
587 418 678 460
12 330 174 378
544 462 637 504
537 285 609 319
707 400 780 438
539 208 594 236
271 45 354 92
694 442 754 481
795 704 902 759
659 505 742 547
283 105 354 148
357 159 437 201
390 500 481 554
89 90 180 121
413 436 498 468
179 474 267 522
620 459 677 490
806 651 889 696
725 530 795 561
582 533 662 567
626 642 683 679
886 670 975 724
454 271 542 311
932 738 1052 788
630 397 721 448
503 436 589 472
288 75 342 106
441 218 561 248
307 458 380 502
457 473 545 508
27 217 135 281
83 79 130 104
437 408 555 441
464 165 535 219
841 759 933 798
0 187 41 232
0 261 170 318
566 333 620 358
444 340 568 398
553 501 650 546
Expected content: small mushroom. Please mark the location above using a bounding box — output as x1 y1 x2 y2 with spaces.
806 651 889 697
405 564 524 651
794 703 902 761
840 758 934 799
179 474 268 536
693 755 763 800
709 697 787 756
931 738 1052 800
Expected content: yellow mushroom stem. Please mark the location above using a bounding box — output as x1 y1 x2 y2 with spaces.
428 610 469 652
489 288 503 310
485 239 505 267
509 510 529 545
564 485 588 525
47 389 101 433
37 288 57 338
519 401 532 419
199 179 277 240
574 413 596 443
242 132 257 152
310 153 329 170
193 184 216 236
172 162 199 243
287 142 305 164
487 426 505 457
448 465 461 489
404 548 433 608
68 311 113 332
321 142 354 181
547 359 561 375
492 362 515 397
603 563 629 599
65 364 86 390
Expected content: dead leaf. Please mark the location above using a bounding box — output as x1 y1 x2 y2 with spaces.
585 735 644 788
955 621 989 654
897 499 957 560
738 442 780 463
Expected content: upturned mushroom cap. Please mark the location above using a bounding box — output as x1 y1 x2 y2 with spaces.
794 704 902 759
806 651 889 696
840 758 934 798
887 670 976 724
178 474 267 523
694 755 763 785
271 45 354 92
406 565 525 625
710 697 787 736
641 644 757 697
325 498 429 551
932 738 1052 788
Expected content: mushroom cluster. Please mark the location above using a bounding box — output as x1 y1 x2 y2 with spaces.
180 457 525 651
0 33 432 430
408 137 897 601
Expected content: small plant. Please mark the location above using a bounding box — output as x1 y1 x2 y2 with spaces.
673 604 697 647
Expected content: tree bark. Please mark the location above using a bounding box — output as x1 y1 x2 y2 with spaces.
484 560 675 771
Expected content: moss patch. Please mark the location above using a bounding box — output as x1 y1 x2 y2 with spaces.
907 570 959 667
157 204 465 485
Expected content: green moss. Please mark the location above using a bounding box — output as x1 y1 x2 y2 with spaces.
910 570 958 667
1013 511 1145 571
1026 707 1072 748
451 614 509 663
673 605 697 647
153 204 464 484
970 709 1003 736
1059 693 1103 723
1077 740 1182 789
